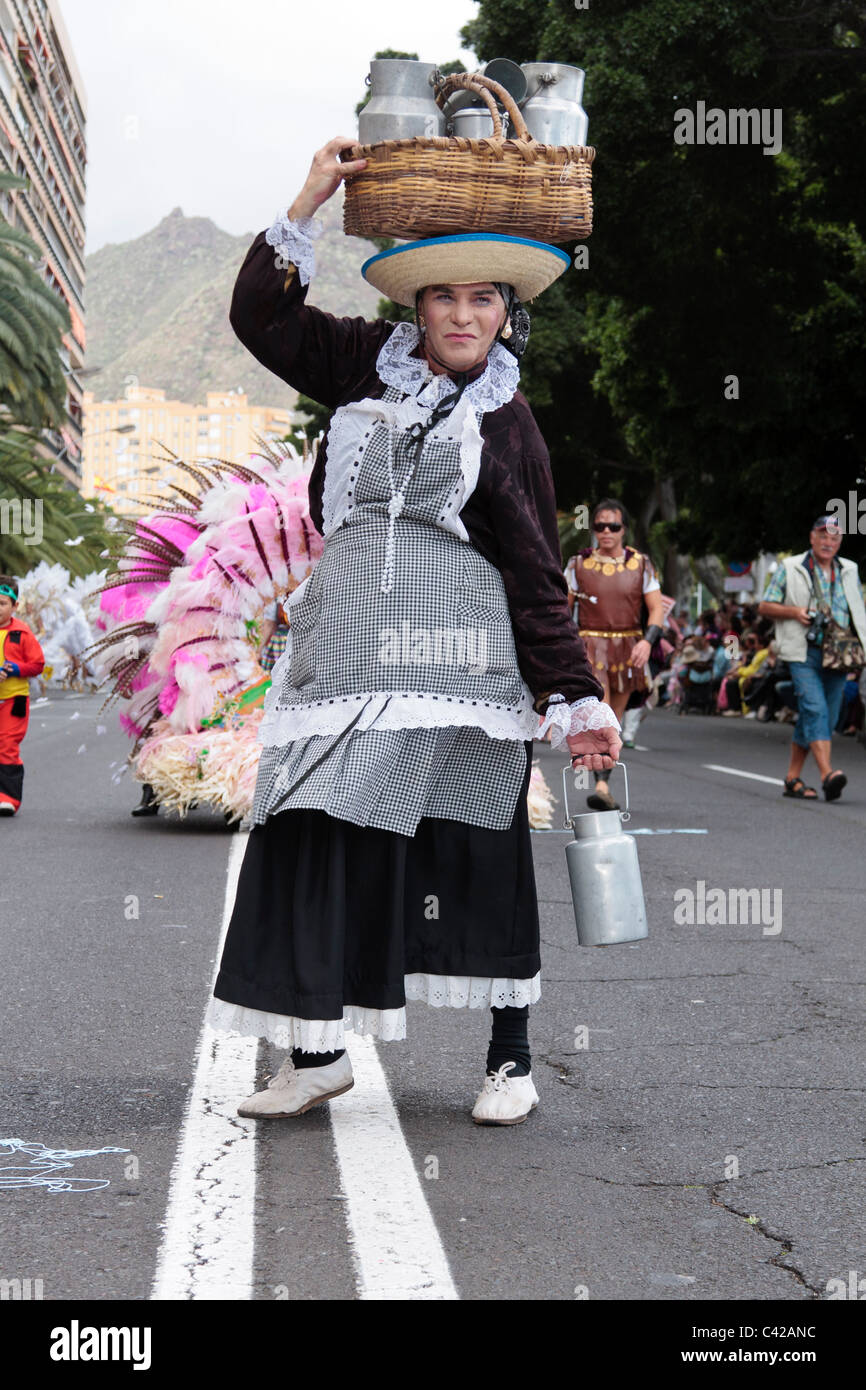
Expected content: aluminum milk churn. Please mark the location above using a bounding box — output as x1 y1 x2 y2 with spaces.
358 59 445 144
561 762 648 946
448 106 498 139
520 62 588 146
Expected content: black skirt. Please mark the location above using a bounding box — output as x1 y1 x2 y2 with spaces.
213 742 540 1020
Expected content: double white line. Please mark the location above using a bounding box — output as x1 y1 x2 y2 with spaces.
152 834 457 1300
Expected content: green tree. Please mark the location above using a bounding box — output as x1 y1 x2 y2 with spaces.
462 0 866 582
0 172 109 575
0 426 113 575
0 172 70 429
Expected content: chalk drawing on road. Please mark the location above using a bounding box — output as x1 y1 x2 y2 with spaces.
0 1138 129 1193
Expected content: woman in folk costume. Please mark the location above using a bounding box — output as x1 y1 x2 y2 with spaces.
565 498 664 810
207 137 621 1125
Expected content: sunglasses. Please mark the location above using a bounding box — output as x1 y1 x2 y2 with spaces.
594 522 623 533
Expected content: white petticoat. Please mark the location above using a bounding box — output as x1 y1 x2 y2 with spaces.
206 971 542 1053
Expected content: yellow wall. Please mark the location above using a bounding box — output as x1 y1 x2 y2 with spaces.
82 387 297 514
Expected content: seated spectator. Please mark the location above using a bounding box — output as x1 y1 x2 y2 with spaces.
744 640 794 721
837 672 863 736
695 608 722 645
713 636 733 687
720 631 770 715
668 636 711 706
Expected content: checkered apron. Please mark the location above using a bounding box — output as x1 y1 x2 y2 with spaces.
252 388 532 834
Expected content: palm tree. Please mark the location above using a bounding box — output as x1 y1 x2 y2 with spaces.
0 171 70 429
0 425 112 575
0 173 110 571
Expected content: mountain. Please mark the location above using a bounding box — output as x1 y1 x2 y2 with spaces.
82 193 382 408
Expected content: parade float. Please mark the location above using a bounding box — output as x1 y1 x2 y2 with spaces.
14 561 107 692
85 435 556 828
86 440 320 823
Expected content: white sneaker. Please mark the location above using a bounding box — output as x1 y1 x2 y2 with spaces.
0 800 16 815
471 1061 539 1126
237 1051 353 1118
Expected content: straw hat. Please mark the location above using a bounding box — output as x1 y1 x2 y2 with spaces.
680 643 704 664
361 233 571 307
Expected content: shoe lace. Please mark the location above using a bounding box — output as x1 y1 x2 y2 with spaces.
483 1061 517 1093
265 1057 297 1089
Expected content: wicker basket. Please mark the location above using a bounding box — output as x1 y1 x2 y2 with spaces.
342 71 594 244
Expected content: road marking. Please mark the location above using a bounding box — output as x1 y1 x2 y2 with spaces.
628 828 708 835
702 763 784 786
532 827 707 835
151 832 257 1301
329 1035 459 1300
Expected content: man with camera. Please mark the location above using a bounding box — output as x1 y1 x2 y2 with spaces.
758 516 866 800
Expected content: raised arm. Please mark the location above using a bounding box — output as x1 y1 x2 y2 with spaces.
229 138 394 410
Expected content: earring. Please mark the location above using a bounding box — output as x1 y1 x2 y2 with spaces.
501 321 513 340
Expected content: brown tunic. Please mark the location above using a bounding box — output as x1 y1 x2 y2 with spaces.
572 548 653 695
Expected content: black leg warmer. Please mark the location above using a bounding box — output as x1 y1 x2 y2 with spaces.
486 1004 531 1077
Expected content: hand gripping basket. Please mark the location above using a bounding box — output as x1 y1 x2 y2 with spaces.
341 71 594 244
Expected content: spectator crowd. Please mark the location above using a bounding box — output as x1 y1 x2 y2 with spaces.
645 598 865 738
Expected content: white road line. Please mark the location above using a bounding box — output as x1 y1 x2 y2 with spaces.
151 832 258 1301
702 763 785 786
329 1035 459 1300
532 827 708 835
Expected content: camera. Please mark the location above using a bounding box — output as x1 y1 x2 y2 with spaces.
805 609 828 646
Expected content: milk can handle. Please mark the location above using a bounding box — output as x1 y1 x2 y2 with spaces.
561 760 630 827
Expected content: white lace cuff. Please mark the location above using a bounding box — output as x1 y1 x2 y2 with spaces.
264 210 322 286
536 694 622 748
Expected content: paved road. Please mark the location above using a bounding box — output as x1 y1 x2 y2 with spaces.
2 692 864 1303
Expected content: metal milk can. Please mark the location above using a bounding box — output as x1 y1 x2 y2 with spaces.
440 58 527 124
520 62 588 146
561 762 648 946
358 59 445 144
448 106 499 139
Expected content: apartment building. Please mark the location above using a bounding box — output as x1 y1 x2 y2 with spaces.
81 386 300 515
0 0 87 486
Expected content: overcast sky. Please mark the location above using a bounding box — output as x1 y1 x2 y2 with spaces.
61 0 478 255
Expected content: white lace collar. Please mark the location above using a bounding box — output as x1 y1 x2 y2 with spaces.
375 322 520 416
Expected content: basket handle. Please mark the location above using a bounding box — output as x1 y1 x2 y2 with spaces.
436 71 532 143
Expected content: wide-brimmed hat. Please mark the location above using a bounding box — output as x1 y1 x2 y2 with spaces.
361 233 571 307
680 642 708 664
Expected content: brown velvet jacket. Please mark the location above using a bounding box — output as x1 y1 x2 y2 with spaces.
229 230 603 713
